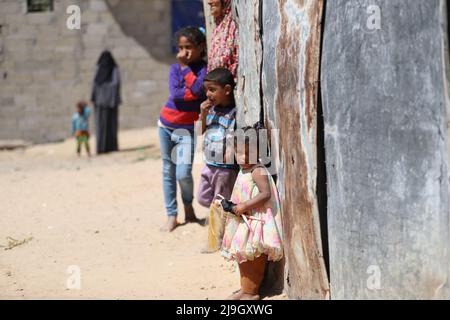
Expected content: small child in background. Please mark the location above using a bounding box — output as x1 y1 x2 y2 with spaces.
198 68 240 253
216 128 283 300
72 101 91 157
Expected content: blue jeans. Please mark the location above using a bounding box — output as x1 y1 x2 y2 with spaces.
159 126 195 217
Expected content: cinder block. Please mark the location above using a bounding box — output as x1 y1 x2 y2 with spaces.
0 119 20 132
87 23 109 35
7 71 32 85
1 96 15 106
83 48 103 60
98 12 116 24
0 1 23 15
81 11 100 24
7 25 37 40
128 46 149 59
90 0 108 12
112 37 137 48
79 59 96 73
3 14 27 26
14 95 37 107
4 38 35 52
0 0 176 143
131 60 155 72
107 24 124 37
26 13 57 25
32 70 56 82
36 36 61 49
109 47 128 59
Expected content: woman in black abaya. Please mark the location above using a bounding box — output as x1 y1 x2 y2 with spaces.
91 50 122 154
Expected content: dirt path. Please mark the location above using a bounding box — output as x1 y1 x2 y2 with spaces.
0 128 246 300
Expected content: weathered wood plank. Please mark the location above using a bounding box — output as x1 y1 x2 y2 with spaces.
321 0 450 299
262 0 329 299
233 0 263 127
202 0 215 50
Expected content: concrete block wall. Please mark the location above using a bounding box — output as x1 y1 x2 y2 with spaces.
0 0 173 143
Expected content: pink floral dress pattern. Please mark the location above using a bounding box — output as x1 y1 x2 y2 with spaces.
221 165 284 263
208 0 239 79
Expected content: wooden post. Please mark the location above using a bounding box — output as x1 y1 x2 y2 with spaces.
261 0 330 299
232 0 263 128
202 0 214 51
235 0 330 299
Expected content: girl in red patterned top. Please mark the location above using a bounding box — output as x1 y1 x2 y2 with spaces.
207 0 239 79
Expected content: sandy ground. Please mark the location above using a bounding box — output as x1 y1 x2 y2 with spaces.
0 127 253 300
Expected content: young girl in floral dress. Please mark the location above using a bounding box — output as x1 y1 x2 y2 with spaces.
217 130 283 300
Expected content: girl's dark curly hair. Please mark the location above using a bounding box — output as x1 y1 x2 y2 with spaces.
174 26 207 57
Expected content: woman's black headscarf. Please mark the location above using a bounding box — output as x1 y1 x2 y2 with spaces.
95 50 117 85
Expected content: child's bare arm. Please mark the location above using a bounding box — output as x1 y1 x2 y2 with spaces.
233 167 271 216
200 100 212 134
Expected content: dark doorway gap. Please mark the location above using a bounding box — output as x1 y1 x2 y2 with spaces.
317 0 330 282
